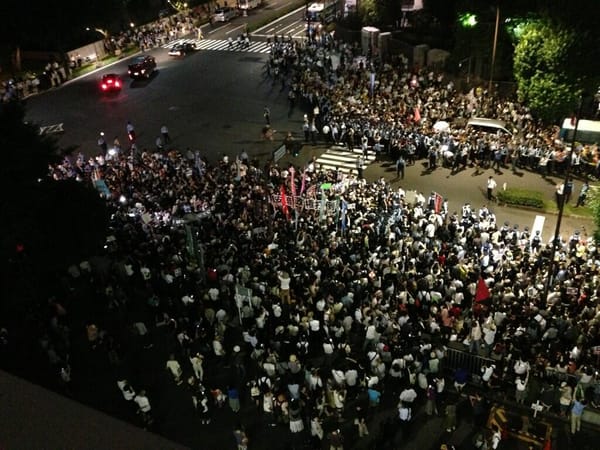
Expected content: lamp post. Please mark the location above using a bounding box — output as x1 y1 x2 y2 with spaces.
488 3 500 93
458 13 477 86
543 95 584 299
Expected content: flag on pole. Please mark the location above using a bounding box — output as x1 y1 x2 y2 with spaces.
319 189 327 222
475 277 490 303
290 167 296 208
370 72 375 97
280 184 290 219
433 192 443 214
414 106 421 123
340 199 348 232
300 169 307 195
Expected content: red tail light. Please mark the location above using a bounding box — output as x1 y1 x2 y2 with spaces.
101 84 107 90
115 81 121 87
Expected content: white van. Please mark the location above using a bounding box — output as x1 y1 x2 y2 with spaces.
212 7 238 22
466 118 514 136
559 118 600 145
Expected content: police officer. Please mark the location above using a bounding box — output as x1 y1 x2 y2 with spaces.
531 230 542 254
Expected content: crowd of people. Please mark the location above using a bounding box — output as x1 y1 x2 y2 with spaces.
10 17 600 450
276 37 600 182
43 150 600 449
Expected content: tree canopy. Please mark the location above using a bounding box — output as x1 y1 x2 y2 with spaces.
512 19 581 123
0 101 109 311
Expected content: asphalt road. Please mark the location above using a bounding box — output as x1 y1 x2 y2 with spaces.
25 48 302 160
24 1 307 161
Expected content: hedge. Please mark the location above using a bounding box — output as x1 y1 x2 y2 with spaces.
496 188 545 209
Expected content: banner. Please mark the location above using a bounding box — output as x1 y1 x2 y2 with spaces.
300 170 307 195
434 192 443 214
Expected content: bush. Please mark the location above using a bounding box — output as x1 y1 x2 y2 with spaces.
496 188 544 209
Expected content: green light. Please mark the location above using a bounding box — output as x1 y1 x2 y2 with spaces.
459 13 478 28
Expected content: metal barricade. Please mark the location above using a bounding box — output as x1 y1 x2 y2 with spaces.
444 346 495 376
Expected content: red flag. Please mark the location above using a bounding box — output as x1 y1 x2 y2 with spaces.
290 168 296 207
414 107 421 123
434 192 443 214
475 277 490 303
280 184 290 219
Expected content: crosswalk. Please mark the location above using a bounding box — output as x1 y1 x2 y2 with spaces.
164 38 271 54
315 146 378 174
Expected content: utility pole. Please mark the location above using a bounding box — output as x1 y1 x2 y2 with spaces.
488 3 500 93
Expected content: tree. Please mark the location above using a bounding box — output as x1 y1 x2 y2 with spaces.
513 19 581 123
586 187 600 244
0 101 109 312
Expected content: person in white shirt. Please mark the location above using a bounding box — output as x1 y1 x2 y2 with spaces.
278 271 291 304
308 369 323 391
486 176 497 201
469 320 482 354
166 354 183 384
263 391 275 426
481 363 495 387
134 390 153 426
345 368 358 388
117 379 135 401
513 357 530 376
399 387 417 404
363 324 379 351
515 374 528 404
491 428 502 449
213 336 226 357
310 416 324 445
190 353 204 381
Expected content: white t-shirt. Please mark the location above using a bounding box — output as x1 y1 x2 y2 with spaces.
166 360 182 376
134 394 151 412
279 274 291 290
345 369 358 386
482 366 494 382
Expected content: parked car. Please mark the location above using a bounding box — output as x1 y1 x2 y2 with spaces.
168 42 197 57
212 6 238 22
127 55 156 79
99 73 122 92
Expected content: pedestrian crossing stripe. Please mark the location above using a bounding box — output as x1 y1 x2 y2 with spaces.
315 146 377 175
164 38 271 54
